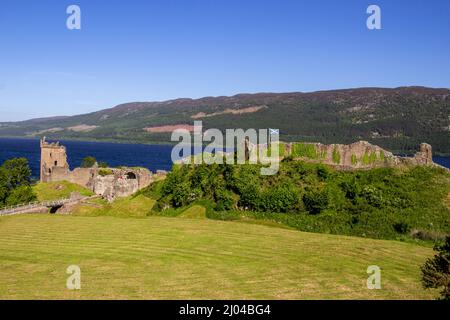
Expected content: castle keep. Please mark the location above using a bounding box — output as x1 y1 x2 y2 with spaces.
40 137 153 200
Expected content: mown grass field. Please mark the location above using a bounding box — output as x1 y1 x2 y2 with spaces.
0 214 438 299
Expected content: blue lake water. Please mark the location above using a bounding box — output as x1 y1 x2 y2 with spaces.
0 138 174 178
433 156 450 169
0 137 449 178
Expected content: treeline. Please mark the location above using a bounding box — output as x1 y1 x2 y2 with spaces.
0 158 36 207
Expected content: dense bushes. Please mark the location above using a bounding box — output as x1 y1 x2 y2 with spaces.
148 159 450 240
80 156 97 168
303 188 329 214
0 158 36 207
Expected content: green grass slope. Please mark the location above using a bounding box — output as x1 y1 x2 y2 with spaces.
0 214 438 299
33 181 93 202
71 194 155 218
151 162 450 241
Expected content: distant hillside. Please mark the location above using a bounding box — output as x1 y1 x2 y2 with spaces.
1 86 449 154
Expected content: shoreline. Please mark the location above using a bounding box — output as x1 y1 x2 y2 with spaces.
1 135 450 157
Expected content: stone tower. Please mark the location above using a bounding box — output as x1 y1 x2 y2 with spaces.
413 143 433 165
40 137 70 182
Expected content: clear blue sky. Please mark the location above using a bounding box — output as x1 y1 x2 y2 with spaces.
1 0 449 121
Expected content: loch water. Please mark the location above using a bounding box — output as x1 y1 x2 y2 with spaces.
0 137 449 179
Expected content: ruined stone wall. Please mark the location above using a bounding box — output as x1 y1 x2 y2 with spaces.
134 168 153 189
257 140 436 170
397 143 433 166
69 167 97 189
287 141 395 169
93 167 153 202
44 166 71 182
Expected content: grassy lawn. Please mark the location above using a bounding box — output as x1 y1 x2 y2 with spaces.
0 214 438 299
33 181 94 201
178 205 207 219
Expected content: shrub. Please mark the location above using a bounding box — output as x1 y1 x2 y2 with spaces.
360 186 384 207
98 161 108 168
5 185 36 205
393 222 410 234
362 152 370 165
292 143 318 159
332 147 341 164
303 189 329 214
98 168 113 176
340 180 359 201
238 185 260 210
81 156 97 168
316 165 330 180
171 181 192 207
215 188 235 211
260 185 300 213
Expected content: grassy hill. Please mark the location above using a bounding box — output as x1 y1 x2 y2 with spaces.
1 86 449 154
149 160 450 241
0 214 439 299
33 181 94 201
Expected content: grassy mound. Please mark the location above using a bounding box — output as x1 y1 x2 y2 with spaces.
0 214 439 299
178 205 207 219
33 181 93 202
148 161 450 241
71 194 155 218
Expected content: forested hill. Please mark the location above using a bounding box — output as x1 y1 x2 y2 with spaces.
1 86 449 154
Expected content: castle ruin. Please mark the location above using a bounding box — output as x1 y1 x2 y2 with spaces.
256 140 437 170
244 141 441 170
40 137 153 201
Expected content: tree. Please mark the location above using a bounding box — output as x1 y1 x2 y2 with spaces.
6 185 36 205
81 156 97 168
421 236 450 300
0 158 35 206
98 161 108 168
0 158 32 189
